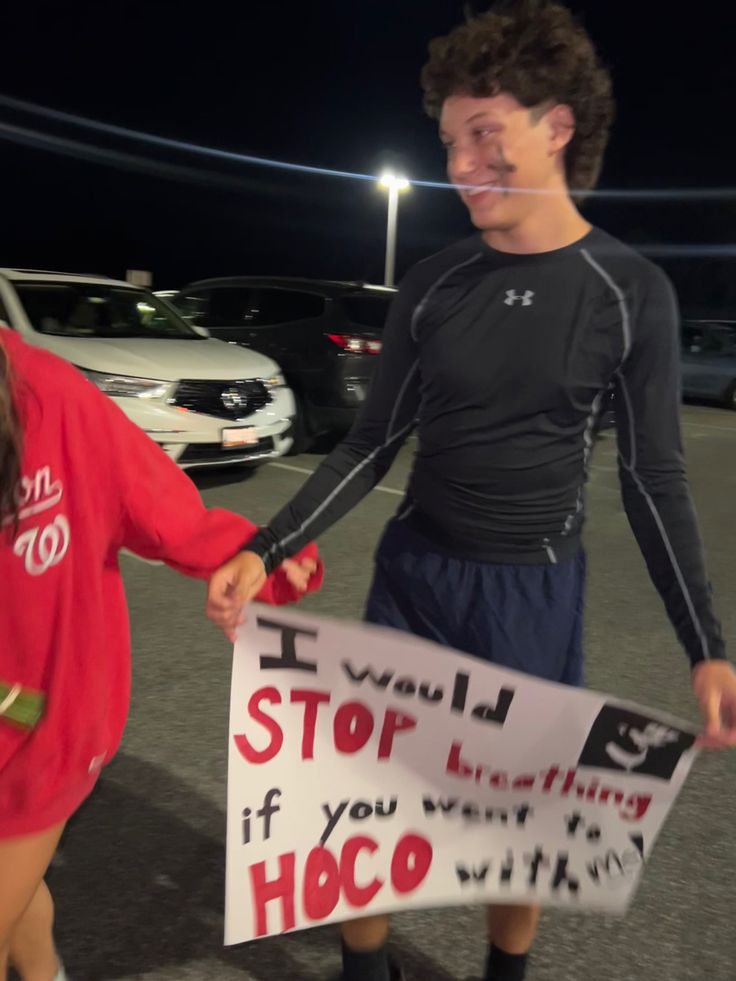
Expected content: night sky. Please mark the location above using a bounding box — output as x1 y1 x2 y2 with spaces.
2 1 735 311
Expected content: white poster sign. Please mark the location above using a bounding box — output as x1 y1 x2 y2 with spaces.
225 606 698 944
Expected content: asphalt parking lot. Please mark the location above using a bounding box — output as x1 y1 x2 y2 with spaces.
49 403 736 981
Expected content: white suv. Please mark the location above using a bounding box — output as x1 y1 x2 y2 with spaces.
0 269 296 468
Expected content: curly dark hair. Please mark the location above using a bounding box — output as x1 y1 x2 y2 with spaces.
420 0 615 192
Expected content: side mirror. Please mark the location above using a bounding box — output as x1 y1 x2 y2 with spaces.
192 324 211 339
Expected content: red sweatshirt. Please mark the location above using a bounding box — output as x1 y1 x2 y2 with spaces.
0 331 322 838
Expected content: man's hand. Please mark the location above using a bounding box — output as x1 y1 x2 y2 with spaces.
692 660 736 749
207 552 267 642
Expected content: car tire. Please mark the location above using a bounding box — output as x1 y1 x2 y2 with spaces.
287 391 313 455
725 381 736 411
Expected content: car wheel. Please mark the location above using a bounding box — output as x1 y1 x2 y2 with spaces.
287 392 313 455
725 381 736 411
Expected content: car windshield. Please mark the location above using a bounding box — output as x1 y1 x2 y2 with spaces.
17 282 202 340
683 323 736 355
341 292 394 329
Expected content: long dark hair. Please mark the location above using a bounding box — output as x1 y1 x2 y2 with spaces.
0 340 22 524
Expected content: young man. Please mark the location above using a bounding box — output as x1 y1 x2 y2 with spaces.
208 2 736 979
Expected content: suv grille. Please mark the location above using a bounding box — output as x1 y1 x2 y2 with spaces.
170 379 272 421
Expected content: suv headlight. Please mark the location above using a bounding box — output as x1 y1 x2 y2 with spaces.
261 373 286 389
78 367 171 399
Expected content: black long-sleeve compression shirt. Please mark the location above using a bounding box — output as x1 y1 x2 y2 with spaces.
246 227 725 667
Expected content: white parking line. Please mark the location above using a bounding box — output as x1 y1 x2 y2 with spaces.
682 420 736 434
268 462 405 496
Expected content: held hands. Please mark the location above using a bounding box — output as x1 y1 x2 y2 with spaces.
692 659 736 749
207 551 318 641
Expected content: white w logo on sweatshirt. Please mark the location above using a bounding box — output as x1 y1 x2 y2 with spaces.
10 466 71 576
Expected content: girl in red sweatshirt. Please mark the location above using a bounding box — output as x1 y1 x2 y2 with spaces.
0 330 322 981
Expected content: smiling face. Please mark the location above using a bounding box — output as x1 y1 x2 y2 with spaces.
440 92 575 234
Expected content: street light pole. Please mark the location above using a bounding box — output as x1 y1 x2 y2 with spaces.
379 172 410 288
384 181 399 288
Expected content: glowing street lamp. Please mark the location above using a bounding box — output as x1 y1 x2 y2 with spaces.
379 172 411 287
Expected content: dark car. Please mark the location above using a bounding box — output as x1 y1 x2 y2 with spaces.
595 319 736 442
172 277 397 452
681 320 736 409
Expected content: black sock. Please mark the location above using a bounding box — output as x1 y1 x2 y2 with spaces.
341 940 391 981
484 944 528 981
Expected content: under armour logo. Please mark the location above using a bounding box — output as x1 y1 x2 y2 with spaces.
504 289 534 306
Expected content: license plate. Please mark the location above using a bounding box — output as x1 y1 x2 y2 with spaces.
222 427 258 448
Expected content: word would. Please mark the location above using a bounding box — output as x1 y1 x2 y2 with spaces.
343 661 515 727
248 833 433 937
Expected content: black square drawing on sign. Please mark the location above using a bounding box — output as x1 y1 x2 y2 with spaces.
578 704 696 781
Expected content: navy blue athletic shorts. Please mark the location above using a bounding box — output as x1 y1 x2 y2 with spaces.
364 519 586 687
